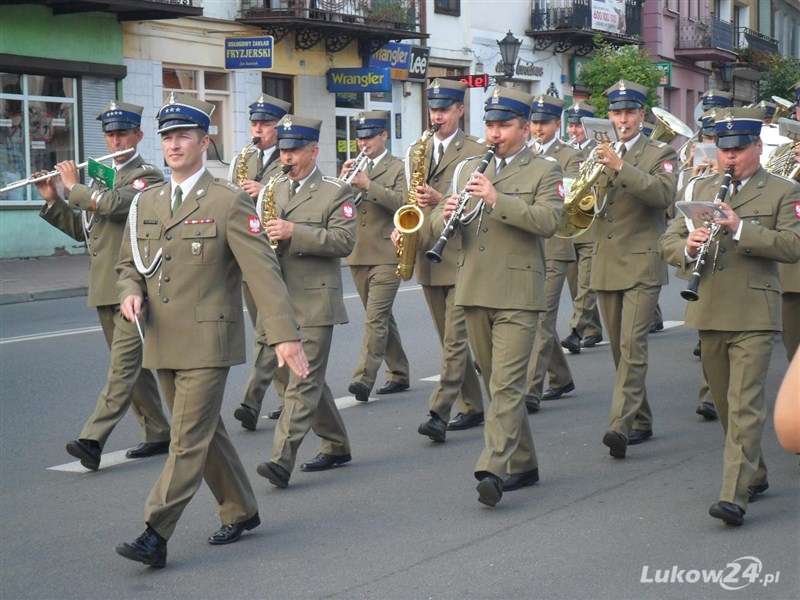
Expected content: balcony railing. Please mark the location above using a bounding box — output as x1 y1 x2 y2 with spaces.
529 0 642 40
676 17 735 52
240 0 421 32
740 27 779 54
1 0 203 20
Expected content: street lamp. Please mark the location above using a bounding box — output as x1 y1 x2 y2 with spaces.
497 30 522 79
718 61 735 92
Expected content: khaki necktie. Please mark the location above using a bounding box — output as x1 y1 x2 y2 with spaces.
618 144 627 158
496 158 507 175
290 180 300 198
730 181 740 198
171 186 183 216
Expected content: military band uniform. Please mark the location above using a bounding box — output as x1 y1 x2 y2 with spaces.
592 84 678 454
262 164 355 478
414 127 486 423
524 135 580 407
566 137 603 345
39 135 169 464
660 166 800 515
346 150 410 393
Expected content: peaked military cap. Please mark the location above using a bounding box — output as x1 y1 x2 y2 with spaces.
276 115 322 149
354 110 389 138
604 80 648 111
427 79 467 109
97 101 143 132
714 107 765 149
566 101 597 124
530 94 566 122
484 86 534 122
701 89 733 111
157 93 215 133
249 93 290 122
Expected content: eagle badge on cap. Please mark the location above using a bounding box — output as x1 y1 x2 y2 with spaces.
109 101 118 110
167 92 177 104
283 116 292 130
358 114 366 125
535 96 545 107
432 79 440 94
618 81 627 96
724 108 734 129
490 87 500 104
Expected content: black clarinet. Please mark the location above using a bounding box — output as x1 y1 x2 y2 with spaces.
680 166 734 301
426 146 496 263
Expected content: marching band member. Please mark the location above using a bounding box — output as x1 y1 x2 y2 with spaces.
591 80 678 459
659 107 800 525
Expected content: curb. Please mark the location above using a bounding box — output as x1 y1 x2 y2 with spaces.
0 287 89 306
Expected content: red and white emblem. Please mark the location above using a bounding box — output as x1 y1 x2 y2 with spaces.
662 161 674 173
556 181 565 200
247 216 262 234
795 202 800 219
131 178 147 191
342 203 355 219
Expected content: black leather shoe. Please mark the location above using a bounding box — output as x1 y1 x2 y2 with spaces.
256 461 290 488
234 404 259 431
447 412 484 430
503 468 540 491
581 334 603 348
696 402 718 420
376 381 409 395
301 452 352 472
126 440 170 459
267 406 283 420
525 395 541 413
208 512 260 545
348 381 371 402
649 321 664 333
561 332 582 354
418 414 447 442
602 430 627 458
542 381 575 401
709 501 744 526
748 481 769 502
693 340 702 357
66 439 101 471
476 473 503 507
116 527 167 568
627 429 653 445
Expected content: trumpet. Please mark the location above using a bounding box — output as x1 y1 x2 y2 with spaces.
426 145 496 263
0 149 134 193
681 166 734 302
527 136 543 154
341 148 370 206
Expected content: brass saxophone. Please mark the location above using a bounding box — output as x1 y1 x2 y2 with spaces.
259 164 291 250
235 136 261 187
394 124 440 281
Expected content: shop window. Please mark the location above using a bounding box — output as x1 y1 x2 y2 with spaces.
434 0 460 17
1 73 78 203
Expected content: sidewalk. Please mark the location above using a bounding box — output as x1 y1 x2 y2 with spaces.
0 254 90 305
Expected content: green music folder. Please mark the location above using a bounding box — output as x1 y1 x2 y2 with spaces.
87 158 115 189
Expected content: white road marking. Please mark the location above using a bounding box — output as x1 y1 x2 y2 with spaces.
48 449 135 472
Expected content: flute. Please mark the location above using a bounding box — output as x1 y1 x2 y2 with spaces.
0 149 134 193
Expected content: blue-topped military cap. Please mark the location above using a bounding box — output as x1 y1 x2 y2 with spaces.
249 93 290 122
97 101 142 132
530 94 566 122
427 78 467 109
566 101 597 124
604 80 648 111
354 110 389 138
755 100 776 119
157 93 215 134
276 115 322 149
700 108 719 137
701 89 733 111
484 86 534 122
641 121 655 137
714 107 765 149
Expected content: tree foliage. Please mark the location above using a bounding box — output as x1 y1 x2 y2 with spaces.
754 54 800 104
577 37 662 117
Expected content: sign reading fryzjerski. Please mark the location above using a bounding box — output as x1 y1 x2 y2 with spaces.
591 0 627 35
225 36 273 70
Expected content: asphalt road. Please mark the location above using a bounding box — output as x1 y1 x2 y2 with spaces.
0 275 797 600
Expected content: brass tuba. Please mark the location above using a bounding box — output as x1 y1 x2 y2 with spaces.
765 142 800 180
394 124 439 280
235 136 261 187
649 107 694 143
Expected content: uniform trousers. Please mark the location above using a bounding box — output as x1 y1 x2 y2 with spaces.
782 292 800 360
240 282 280 413
422 284 484 421
349 264 410 389
465 307 539 478
526 259 573 399
597 285 659 437
80 305 169 447
145 367 256 540
700 330 772 509
567 242 603 338
271 325 350 472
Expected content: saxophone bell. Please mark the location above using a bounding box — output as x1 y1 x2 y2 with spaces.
258 164 292 250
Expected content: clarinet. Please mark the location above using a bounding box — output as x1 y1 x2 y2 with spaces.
426 146 496 263
680 166 734 301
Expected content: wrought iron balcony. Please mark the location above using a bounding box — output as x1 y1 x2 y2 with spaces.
238 0 427 56
527 0 642 56
674 17 737 62
738 27 778 55
1 0 203 21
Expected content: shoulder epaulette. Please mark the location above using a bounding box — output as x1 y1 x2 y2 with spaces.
321 176 345 188
649 139 668 149
212 178 242 192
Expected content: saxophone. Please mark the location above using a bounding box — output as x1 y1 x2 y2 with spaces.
258 165 291 250
235 136 261 187
394 124 440 281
